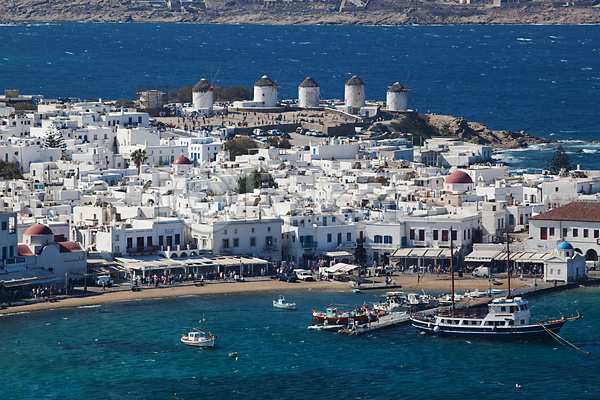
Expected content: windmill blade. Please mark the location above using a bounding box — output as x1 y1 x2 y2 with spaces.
211 67 222 86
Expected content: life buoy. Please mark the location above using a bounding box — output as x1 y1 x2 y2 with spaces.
433 326 440 333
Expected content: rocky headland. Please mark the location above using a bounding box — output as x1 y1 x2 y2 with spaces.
2 0 600 25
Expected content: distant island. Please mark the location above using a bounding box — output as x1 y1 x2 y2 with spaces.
3 0 600 25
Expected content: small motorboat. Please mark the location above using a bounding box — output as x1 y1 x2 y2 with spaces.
352 288 361 293
181 317 216 347
181 329 216 347
273 295 296 310
491 278 503 286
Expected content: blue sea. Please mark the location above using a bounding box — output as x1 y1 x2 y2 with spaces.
0 287 598 400
0 23 599 170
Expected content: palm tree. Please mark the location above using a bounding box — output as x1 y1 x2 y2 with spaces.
130 149 148 175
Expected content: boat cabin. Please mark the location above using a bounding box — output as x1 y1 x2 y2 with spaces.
187 332 204 340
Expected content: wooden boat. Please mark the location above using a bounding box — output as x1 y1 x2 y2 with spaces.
312 304 378 325
181 318 217 347
410 231 582 341
410 296 582 341
273 295 296 310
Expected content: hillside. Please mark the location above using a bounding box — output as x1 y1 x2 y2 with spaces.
2 0 600 25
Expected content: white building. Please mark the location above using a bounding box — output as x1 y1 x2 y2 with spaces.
543 241 586 283
527 201 600 263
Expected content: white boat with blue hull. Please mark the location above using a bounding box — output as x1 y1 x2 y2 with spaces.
410 296 582 341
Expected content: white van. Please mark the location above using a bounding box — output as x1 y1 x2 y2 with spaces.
96 276 114 287
472 266 491 278
294 269 314 281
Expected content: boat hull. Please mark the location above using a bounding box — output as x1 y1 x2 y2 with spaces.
312 313 377 325
410 317 567 342
181 337 216 347
273 301 296 310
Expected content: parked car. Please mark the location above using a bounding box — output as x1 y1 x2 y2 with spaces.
281 133 291 139
294 269 314 281
96 276 114 287
472 266 491 278
253 128 265 136
268 129 283 136
277 273 297 283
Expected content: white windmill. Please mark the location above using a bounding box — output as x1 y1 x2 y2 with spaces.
253 75 278 107
344 75 366 109
298 76 320 109
386 82 409 112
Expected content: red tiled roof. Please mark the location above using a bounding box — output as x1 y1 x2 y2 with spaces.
18 244 34 256
59 242 83 253
528 201 600 222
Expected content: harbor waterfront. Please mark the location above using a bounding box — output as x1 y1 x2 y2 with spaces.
0 284 598 400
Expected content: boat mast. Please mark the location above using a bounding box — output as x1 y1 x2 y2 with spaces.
450 226 455 314
506 231 511 298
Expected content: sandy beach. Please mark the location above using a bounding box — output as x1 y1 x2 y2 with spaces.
0 274 528 315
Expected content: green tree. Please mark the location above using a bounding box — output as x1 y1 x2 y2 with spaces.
44 123 67 158
115 99 135 107
236 169 278 194
130 149 148 174
214 86 252 102
223 137 257 160
0 160 23 180
546 145 572 175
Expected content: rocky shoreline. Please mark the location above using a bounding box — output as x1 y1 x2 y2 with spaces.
423 114 553 149
2 0 600 25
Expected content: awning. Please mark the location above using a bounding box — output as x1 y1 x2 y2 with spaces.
465 250 502 263
323 263 359 274
1 268 59 288
391 248 412 257
325 251 353 258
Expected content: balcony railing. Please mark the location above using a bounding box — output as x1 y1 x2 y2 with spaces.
301 241 318 249
263 244 278 251
126 245 159 254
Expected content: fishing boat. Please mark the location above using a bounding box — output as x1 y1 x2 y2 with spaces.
273 295 296 310
410 231 582 341
181 318 217 347
312 304 378 325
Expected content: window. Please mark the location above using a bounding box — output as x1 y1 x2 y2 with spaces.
222 239 230 249
451 230 457 241
292 220 298 227
337 233 342 245
573 229 578 237
584 229 589 238
252 228 255 233
234 229 238 234
224 230 227 235
442 230 449 242
327 234 332 242
409 229 415 240
1 221 6 230
419 230 425 241
347 232 352 241
332 216 336 222
374 235 382 243
384 236 393 244
175 234 180 245
147 236 152 246
555 187 559 192
595 230 599 239
159 236 163 246
433 230 438 241
233 238 239 247
549 227 555 236
266 236 273 246
268 227 271 232
509 215 515 225
557 269 561 275
563 228 568 237
541 227 547 240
